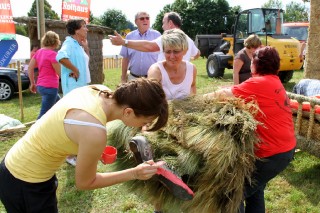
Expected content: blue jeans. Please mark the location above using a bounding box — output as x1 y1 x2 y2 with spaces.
37 86 60 119
239 148 295 213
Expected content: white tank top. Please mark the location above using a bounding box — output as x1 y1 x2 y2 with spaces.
157 61 193 100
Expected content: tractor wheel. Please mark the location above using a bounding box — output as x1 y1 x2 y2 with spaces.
278 70 293 83
206 54 225 78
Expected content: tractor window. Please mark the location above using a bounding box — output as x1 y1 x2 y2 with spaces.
264 9 279 34
248 9 265 34
236 13 248 38
283 26 309 41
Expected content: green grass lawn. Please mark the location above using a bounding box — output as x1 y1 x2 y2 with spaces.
1 58 319 212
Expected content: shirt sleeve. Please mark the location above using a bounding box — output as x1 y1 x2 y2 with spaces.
231 78 256 100
188 37 199 57
120 33 133 58
120 46 128 58
154 36 162 52
56 41 70 62
49 52 58 63
234 50 245 62
33 50 39 60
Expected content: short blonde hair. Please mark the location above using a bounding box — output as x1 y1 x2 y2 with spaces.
244 34 261 49
41 31 61 48
162 29 188 51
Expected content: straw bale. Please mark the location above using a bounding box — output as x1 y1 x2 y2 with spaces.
287 92 320 157
107 95 260 213
292 116 320 158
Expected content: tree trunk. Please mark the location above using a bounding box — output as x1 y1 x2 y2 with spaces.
304 0 320 79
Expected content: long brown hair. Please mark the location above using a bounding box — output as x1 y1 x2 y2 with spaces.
92 78 168 131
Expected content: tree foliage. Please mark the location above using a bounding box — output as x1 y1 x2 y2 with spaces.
284 2 309 22
99 9 128 32
261 0 308 22
152 0 234 40
126 21 136 31
15 24 28 36
28 0 59 20
152 4 171 33
89 11 102 25
262 0 283 9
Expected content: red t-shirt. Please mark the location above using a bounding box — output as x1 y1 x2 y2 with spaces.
232 75 296 158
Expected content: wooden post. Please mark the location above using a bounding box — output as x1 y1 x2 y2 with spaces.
17 61 24 121
36 0 45 40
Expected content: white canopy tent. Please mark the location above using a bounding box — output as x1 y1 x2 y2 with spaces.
102 39 121 58
10 34 30 63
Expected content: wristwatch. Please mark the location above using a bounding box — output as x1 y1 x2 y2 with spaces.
124 39 128 47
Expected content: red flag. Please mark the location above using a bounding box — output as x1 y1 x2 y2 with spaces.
61 0 91 23
0 0 16 40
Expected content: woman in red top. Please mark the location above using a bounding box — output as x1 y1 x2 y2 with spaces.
205 46 296 213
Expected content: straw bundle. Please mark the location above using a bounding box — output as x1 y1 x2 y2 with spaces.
107 95 260 213
287 92 320 158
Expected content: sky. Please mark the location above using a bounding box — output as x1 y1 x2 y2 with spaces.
10 0 308 26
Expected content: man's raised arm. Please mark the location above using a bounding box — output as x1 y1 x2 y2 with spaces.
108 31 159 52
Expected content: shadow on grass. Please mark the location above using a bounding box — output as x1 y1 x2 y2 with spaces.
283 81 297 91
197 70 233 81
281 151 320 206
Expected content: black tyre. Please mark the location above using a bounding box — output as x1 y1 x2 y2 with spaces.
206 54 225 78
278 70 293 83
0 79 14 100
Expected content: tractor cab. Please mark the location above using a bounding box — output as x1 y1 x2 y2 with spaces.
233 8 288 54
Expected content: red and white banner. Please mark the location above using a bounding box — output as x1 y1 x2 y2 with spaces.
61 0 91 23
0 0 16 40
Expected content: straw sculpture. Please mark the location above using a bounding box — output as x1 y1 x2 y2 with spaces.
287 92 320 158
106 95 261 213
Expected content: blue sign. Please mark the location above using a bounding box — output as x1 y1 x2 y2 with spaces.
0 39 18 67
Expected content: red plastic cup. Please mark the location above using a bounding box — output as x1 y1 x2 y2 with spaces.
100 146 117 164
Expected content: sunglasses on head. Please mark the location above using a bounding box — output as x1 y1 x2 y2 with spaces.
139 17 150 21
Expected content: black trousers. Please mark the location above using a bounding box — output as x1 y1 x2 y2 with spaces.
0 159 58 213
239 148 295 213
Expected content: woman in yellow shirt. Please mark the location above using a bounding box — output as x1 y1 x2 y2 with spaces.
0 78 169 213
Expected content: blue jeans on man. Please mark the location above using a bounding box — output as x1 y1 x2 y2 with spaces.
239 148 295 213
37 86 61 119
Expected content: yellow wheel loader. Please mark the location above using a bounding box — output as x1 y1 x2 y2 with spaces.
195 8 303 83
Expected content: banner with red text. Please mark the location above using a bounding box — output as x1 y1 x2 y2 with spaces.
61 0 91 23
0 0 16 40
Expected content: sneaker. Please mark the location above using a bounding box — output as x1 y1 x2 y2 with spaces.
66 156 77 166
129 136 153 163
129 136 194 200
